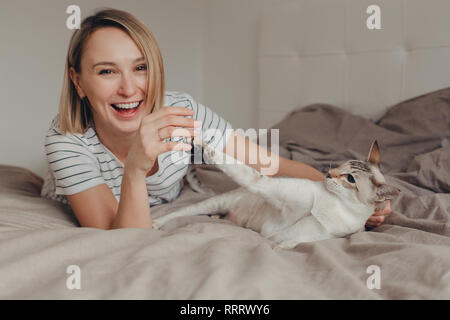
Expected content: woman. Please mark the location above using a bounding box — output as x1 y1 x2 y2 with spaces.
41 8 390 230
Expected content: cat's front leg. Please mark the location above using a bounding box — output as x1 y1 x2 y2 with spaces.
200 140 290 208
202 141 263 188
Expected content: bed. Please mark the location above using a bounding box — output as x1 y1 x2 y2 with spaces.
1 87 449 299
1 0 450 299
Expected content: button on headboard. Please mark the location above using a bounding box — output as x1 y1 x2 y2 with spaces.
257 0 450 128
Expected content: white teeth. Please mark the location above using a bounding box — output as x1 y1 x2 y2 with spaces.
114 101 140 109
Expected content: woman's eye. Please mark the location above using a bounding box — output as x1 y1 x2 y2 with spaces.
347 174 355 183
99 69 112 75
136 64 147 71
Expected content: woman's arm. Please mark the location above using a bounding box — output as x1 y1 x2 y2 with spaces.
66 167 152 230
110 167 152 229
274 157 325 181
222 130 324 181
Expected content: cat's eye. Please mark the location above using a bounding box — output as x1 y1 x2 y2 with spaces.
346 174 355 183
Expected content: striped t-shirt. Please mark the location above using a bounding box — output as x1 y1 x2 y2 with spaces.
40 91 233 207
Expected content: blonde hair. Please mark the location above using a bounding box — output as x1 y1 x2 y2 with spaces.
58 8 165 134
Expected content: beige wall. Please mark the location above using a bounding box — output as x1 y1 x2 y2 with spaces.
204 0 263 131
5 1 448 178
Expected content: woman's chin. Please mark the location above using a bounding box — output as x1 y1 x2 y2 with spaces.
117 122 141 134
107 116 140 134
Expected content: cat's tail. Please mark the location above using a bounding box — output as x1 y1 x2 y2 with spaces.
185 164 217 196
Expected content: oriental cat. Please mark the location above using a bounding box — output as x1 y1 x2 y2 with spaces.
152 140 399 249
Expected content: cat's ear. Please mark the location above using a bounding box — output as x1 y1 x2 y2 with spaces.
366 140 381 167
375 183 400 201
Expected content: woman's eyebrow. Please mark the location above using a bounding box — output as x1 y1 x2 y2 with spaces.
92 57 145 68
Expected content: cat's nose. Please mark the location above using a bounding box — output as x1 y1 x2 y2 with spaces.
327 169 340 178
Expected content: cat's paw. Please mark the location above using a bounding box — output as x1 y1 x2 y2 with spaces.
201 144 220 165
204 145 216 159
192 136 217 164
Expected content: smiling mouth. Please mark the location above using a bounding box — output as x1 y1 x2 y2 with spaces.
110 100 143 114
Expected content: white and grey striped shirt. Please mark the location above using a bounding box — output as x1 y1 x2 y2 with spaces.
41 91 233 207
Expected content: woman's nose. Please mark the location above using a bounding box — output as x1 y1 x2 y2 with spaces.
118 73 137 96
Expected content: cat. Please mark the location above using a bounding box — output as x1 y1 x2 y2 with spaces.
152 139 400 249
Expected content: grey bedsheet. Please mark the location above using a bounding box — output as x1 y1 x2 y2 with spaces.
0 88 449 299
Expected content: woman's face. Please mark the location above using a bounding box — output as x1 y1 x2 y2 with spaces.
70 27 148 136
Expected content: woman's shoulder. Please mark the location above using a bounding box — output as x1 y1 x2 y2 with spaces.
165 90 192 99
165 90 197 107
44 114 98 150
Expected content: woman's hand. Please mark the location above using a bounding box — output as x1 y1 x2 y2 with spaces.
125 106 200 176
365 200 391 229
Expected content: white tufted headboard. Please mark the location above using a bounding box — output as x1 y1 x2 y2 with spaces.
257 0 450 128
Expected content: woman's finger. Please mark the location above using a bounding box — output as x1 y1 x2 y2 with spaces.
365 222 377 228
365 219 382 227
152 115 201 133
370 210 387 217
383 200 392 214
158 127 200 141
162 141 193 153
372 200 392 216
143 106 194 124
367 215 384 223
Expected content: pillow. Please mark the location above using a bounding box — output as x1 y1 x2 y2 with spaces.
0 165 43 196
376 87 450 137
0 165 80 230
404 144 450 194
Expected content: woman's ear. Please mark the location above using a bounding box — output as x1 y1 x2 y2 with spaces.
69 67 86 99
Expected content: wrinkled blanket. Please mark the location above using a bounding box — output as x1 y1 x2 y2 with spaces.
0 88 449 299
